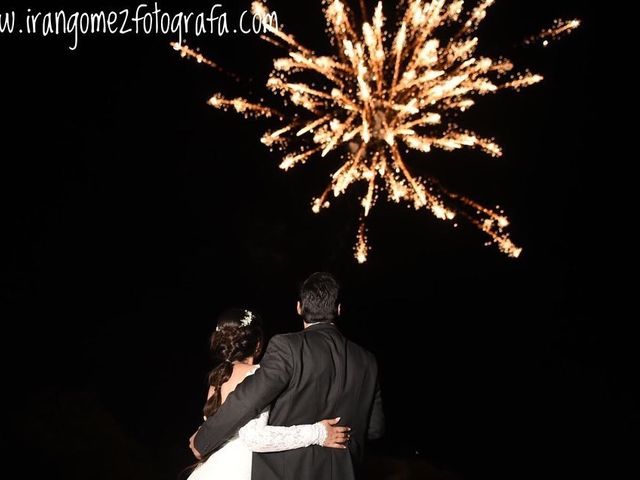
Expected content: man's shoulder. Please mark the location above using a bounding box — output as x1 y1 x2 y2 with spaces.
270 331 301 341
267 332 295 345
266 331 304 349
270 329 378 363
347 338 378 365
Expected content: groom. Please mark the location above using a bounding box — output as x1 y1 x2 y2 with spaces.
191 272 384 479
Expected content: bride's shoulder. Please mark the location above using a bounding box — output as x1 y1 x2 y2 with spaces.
235 363 260 373
243 364 260 378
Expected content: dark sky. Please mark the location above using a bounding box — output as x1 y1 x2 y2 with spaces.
2 1 621 479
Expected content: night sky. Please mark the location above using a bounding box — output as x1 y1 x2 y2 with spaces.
2 1 621 479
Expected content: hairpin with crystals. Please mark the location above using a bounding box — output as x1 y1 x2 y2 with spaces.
240 310 254 327
216 310 254 332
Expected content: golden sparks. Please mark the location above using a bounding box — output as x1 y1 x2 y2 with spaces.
524 19 581 47
177 0 578 263
171 42 243 81
172 42 221 68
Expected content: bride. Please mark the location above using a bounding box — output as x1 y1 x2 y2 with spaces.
187 308 350 480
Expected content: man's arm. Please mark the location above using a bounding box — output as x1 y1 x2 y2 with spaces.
193 335 294 456
367 363 385 440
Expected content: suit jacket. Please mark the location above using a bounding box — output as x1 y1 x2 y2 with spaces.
194 322 384 480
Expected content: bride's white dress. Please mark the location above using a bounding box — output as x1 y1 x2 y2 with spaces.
187 365 326 480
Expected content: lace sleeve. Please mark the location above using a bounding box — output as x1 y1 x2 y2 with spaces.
238 409 327 453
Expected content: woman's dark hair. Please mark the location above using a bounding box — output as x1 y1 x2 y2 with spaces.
299 272 340 323
203 308 264 419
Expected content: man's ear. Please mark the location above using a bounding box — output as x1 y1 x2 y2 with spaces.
337 304 341 316
296 301 302 316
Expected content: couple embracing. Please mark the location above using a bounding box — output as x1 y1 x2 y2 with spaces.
187 272 384 480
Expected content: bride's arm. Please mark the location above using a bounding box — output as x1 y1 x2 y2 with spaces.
239 410 349 452
193 335 294 456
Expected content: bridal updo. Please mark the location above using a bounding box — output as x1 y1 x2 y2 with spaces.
203 308 264 419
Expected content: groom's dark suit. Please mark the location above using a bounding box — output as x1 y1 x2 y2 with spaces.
194 322 384 480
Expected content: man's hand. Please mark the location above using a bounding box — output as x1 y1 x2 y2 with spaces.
189 431 203 460
320 417 351 449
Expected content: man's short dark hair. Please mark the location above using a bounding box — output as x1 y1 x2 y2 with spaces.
299 272 340 323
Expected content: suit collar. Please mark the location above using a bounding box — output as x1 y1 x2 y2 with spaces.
305 322 337 331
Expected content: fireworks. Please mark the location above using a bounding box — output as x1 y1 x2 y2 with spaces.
524 18 581 47
177 0 578 263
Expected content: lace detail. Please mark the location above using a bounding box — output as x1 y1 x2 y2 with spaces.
237 365 327 452
238 409 326 452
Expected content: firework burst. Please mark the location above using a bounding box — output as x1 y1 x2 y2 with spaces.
176 0 578 263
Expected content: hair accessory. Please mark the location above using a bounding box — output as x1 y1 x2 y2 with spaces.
214 310 253 332
240 310 254 327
